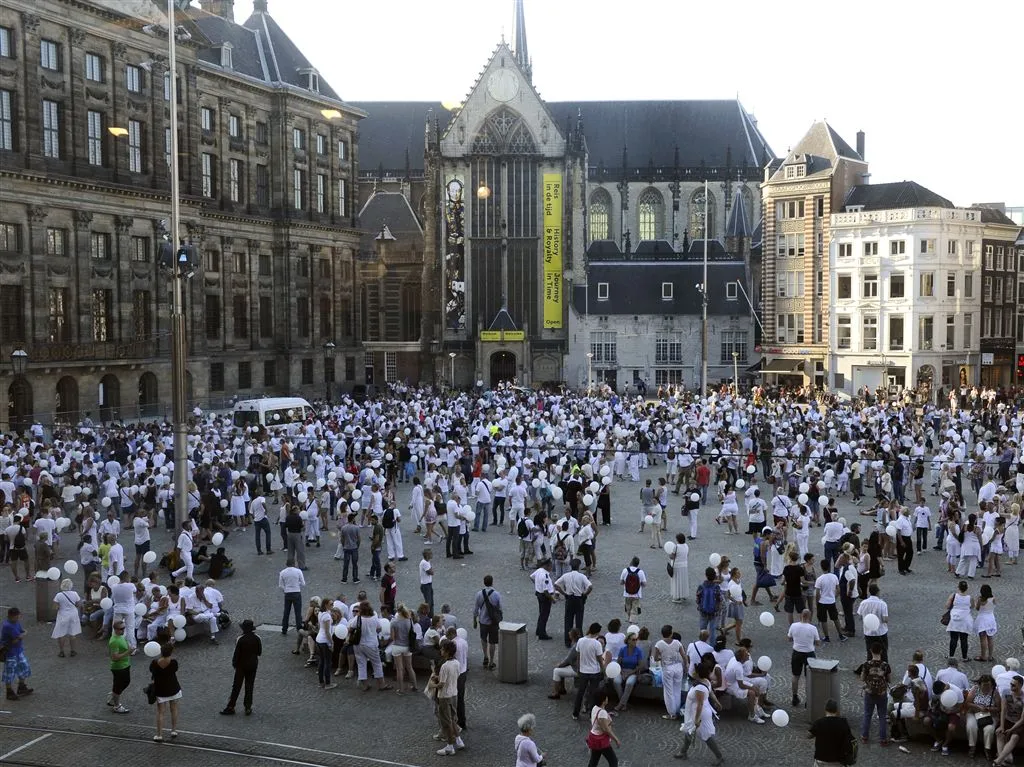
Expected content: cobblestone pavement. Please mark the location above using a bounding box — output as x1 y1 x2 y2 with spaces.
2 463 1022 766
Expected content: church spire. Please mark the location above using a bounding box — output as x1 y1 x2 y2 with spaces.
513 0 531 83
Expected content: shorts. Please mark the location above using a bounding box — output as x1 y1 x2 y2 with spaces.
479 622 499 645
784 594 806 614
9 548 27 562
816 602 839 623
747 522 763 535
624 597 641 615
791 650 815 676
135 541 151 556
111 666 131 694
2 654 31 684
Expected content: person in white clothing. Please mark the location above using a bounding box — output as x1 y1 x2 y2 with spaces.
786 609 820 706
109 572 137 650
723 648 767 723
186 583 221 644
171 522 195 580
814 558 847 644
383 506 405 561
652 625 685 720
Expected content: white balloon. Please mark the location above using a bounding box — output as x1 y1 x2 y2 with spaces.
143 550 158 564
690 493 700 503
299 510 309 520
173 629 187 642
862 614 881 633
746 465 756 475
101 497 112 507
664 541 677 555
63 560 79 575
798 493 809 505
601 476 611 486
771 709 789 727
171 614 187 629
220 499 228 508
644 515 654 525
757 655 772 672
211 532 224 547
885 525 897 539
582 494 594 506
818 496 830 507
735 479 746 489
100 597 113 610
297 492 308 504
351 489 362 500
107 575 120 589
350 501 360 512
992 664 1007 678
759 611 775 627
334 623 349 640
605 661 622 679
940 689 958 709
134 603 148 616
463 510 476 524
551 486 564 501
532 479 541 488
144 641 162 657
600 465 611 477
47 566 61 581
709 553 722 568
798 483 810 494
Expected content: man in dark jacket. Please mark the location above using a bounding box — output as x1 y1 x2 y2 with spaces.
220 618 262 715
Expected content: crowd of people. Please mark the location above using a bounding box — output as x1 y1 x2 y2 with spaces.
1 380 1023 765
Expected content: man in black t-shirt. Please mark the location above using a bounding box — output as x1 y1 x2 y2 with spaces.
808 697 853 766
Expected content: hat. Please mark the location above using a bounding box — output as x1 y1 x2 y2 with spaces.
240 619 255 632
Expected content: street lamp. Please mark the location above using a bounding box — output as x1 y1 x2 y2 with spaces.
10 348 28 376
732 351 739 396
449 352 456 389
322 341 336 406
586 352 593 393
476 183 491 200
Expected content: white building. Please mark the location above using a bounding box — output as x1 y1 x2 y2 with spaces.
829 181 987 401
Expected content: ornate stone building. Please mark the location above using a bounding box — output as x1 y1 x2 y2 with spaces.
0 0 363 431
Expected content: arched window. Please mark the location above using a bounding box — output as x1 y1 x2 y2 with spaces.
637 187 664 241
470 108 536 155
740 186 755 232
589 188 612 241
689 188 716 239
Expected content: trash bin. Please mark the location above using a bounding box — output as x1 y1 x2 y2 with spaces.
35 574 58 623
497 621 528 684
806 657 840 720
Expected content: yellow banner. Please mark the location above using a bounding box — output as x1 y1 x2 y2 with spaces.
480 330 525 342
542 173 562 329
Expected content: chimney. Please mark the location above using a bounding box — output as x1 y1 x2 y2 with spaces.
856 130 865 160
199 0 235 20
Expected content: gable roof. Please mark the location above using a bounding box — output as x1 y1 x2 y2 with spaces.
352 102 450 176
725 187 751 238
843 181 954 212
770 120 864 182
974 206 1017 226
240 5 341 100
356 192 423 253
574 261 747 316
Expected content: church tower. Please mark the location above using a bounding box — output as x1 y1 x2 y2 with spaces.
513 0 532 83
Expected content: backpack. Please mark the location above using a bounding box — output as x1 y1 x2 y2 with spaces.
553 534 569 562
481 588 503 623
13 528 25 549
863 659 890 696
624 567 641 595
381 507 396 529
517 518 529 539
697 581 720 616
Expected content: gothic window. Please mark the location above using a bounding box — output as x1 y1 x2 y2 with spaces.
589 188 612 241
471 108 536 155
740 186 755 231
690 189 716 239
637 187 664 241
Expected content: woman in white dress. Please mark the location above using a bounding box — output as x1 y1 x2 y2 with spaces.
944 512 962 573
944 580 974 661
229 477 249 531
668 533 690 603
675 658 725 763
973 584 997 662
52 578 82 656
718 487 739 535
957 517 983 579
1004 504 1020 564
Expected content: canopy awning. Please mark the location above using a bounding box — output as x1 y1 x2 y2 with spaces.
759 358 805 374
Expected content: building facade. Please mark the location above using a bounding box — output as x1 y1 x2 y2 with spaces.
976 207 1020 387
760 121 867 388
0 0 363 432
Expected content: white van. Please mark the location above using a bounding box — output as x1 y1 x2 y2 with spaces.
232 397 314 430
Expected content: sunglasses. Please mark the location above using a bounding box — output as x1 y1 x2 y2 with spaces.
113 625 125 630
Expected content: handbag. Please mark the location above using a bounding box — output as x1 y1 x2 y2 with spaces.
586 731 611 751
667 563 675 578
939 609 951 626
843 734 858 765
144 683 157 705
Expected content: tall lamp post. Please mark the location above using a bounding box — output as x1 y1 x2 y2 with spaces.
9 349 28 434
732 351 739 396
586 352 593 393
322 341 336 406
449 352 456 389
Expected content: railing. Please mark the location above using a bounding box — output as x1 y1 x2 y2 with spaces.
833 207 982 226
0 339 160 364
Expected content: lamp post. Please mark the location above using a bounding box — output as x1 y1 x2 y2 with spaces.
322 341 336 406
10 348 28 376
732 351 739 396
449 352 456 389
586 351 593 393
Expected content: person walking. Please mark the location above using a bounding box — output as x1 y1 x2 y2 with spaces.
514 712 545 767
809 698 853 767
620 556 647 622
149 643 181 742
530 559 555 640
279 559 305 635
340 513 361 583
787 609 820 706
667 534 689 603
284 506 306 570
251 491 272 555
170 521 195 580
419 549 434 617
653 624 685 721
572 622 605 721
860 640 891 746
675 656 724 764
944 580 973 660
473 574 502 669
106 618 132 713
856 583 889 662
585 684 621 767
220 619 262 715
1 607 32 701
51 578 82 657
428 638 465 756
554 559 593 648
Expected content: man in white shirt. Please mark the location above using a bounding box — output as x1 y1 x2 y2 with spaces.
132 513 151 578
278 559 306 634
934 657 970 692
110 572 137 650
187 583 221 644
787 609 820 706
724 648 767 724
98 508 120 540
107 538 125 579
620 556 647 622
471 474 491 532
571 622 605 720
530 559 556 640
814 558 846 644
822 512 845 568
857 583 890 662
894 507 915 575
419 548 434 616
507 476 528 534
251 491 271 555
553 559 593 648
913 503 932 553
171 521 195 580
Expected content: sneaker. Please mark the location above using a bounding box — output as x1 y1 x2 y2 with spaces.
324 683 338 690
791 695 800 706
220 708 236 715
748 715 766 724
940 747 949 756
822 636 831 643
352 579 361 584
436 745 455 756
113 704 130 714
931 742 941 751
754 705 767 719
345 671 353 679
106 695 116 707
454 737 465 750
839 634 849 642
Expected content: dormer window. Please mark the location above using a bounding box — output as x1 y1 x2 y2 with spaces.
220 42 233 70
299 67 319 93
784 164 806 179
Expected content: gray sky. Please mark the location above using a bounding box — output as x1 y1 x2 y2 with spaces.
233 0 1022 207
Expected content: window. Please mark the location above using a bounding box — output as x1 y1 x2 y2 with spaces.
232 294 248 339
726 282 738 300
205 294 221 339
0 26 11 59
655 335 682 364
0 89 12 151
966 240 976 258
87 110 103 166
0 222 20 252
42 99 59 158
596 282 609 301
837 243 852 258
890 240 906 256
85 53 104 83
316 173 326 213
209 362 224 392
293 169 305 209
918 315 934 350
40 39 60 71
863 316 878 351
654 369 684 386
228 158 241 202
220 43 233 69
319 294 332 338
345 356 355 381
256 164 269 206
963 313 973 347
984 244 993 269
661 281 673 300
813 313 823 344
131 291 151 338
92 289 112 341
994 278 1003 303
946 272 956 298
589 193 610 240
720 331 748 363
776 271 804 298
48 287 70 342
996 247 1004 271
637 188 663 241
164 126 171 168
258 252 271 277
776 233 805 258
297 256 309 277
919 238 935 255
125 64 141 93
776 200 804 219
205 249 220 272
296 296 310 337
947 240 958 256
237 361 251 390
590 331 617 363
258 296 272 337
318 259 330 279
815 197 824 218
863 241 878 256
0 286 26 343
163 70 170 101
45 227 66 256
200 106 214 132
130 236 149 262
1007 251 1015 271
337 178 347 216
862 273 878 298
316 134 327 155
945 315 955 349
264 359 277 387
964 273 973 298
836 274 852 299
889 273 904 299
383 352 396 384
255 121 268 144
920 272 934 297
301 358 314 385
983 276 992 302
228 114 241 138
888 316 904 350
127 119 143 173
776 313 804 344
201 153 215 198
338 139 347 160
90 232 110 260
292 127 306 150
836 316 851 349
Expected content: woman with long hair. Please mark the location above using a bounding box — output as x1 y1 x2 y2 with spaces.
944 580 973 661
149 642 182 742
585 683 621 766
973 583 997 662
390 604 418 694
957 515 982 579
